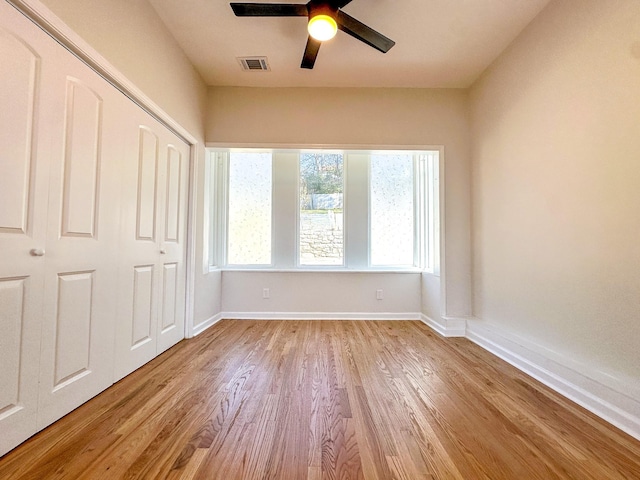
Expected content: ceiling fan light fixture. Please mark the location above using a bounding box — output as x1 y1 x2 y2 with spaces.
308 14 337 41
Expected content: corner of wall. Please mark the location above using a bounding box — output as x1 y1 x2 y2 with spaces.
420 313 467 337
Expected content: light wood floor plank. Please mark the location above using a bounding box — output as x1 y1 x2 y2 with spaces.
1 320 639 479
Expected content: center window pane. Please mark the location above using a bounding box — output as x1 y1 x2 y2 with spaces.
299 153 344 266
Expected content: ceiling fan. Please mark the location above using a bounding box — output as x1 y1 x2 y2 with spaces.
230 1 395 69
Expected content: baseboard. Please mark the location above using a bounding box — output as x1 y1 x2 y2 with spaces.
219 311 422 321
190 313 223 337
465 319 640 441
420 314 467 337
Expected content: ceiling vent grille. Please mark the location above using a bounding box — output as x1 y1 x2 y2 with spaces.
237 56 271 72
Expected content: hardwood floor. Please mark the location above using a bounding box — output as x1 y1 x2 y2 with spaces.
1 320 639 479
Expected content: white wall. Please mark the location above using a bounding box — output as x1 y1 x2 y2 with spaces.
207 87 471 320
470 0 640 393
222 272 420 317
38 0 204 133
38 0 222 329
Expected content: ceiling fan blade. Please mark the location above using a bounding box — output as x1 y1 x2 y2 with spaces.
301 36 321 69
336 10 395 53
230 3 308 16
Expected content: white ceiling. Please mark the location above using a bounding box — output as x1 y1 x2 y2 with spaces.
147 0 550 88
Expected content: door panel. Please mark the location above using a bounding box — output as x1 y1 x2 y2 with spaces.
0 26 38 234
0 277 27 411
156 139 188 354
61 78 102 238
164 145 182 243
161 262 178 332
136 127 159 242
132 264 155 348
53 271 94 388
37 47 124 429
114 120 163 380
115 119 189 377
0 3 53 457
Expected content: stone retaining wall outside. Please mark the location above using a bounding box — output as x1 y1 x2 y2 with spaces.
300 212 343 264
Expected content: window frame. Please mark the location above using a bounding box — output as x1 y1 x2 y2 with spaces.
206 146 441 273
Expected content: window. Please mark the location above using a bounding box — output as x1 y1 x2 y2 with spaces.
370 153 415 266
226 152 272 265
299 153 344 266
207 148 440 271
369 152 439 271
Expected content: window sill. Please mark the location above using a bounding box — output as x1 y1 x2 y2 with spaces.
220 267 424 274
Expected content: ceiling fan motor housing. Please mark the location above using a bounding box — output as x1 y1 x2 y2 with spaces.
308 2 338 20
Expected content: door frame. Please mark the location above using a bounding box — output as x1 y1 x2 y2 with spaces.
6 0 198 338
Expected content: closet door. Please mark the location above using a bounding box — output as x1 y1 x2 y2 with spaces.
114 115 188 381
156 133 189 354
156 129 189 354
0 2 54 456
34 36 125 428
0 0 190 455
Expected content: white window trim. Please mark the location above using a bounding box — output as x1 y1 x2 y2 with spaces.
204 151 226 272
203 151 213 273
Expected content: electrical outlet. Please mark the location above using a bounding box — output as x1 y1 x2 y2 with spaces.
376 289 383 300
263 288 270 299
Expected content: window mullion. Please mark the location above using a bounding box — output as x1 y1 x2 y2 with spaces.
345 153 369 269
273 151 299 268
415 154 425 269
218 152 229 267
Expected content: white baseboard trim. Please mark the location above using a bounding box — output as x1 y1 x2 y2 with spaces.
420 314 466 337
220 311 422 321
465 320 640 441
191 313 224 337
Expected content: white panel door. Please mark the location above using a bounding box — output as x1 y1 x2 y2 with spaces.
114 118 162 379
115 114 189 380
35 41 125 428
0 1 58 456
0 0 191 456
156 137 188 354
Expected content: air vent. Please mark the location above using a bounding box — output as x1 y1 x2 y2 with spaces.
237 56 271 72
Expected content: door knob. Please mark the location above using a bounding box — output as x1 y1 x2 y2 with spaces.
30 248 45 257
160 248 167 254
